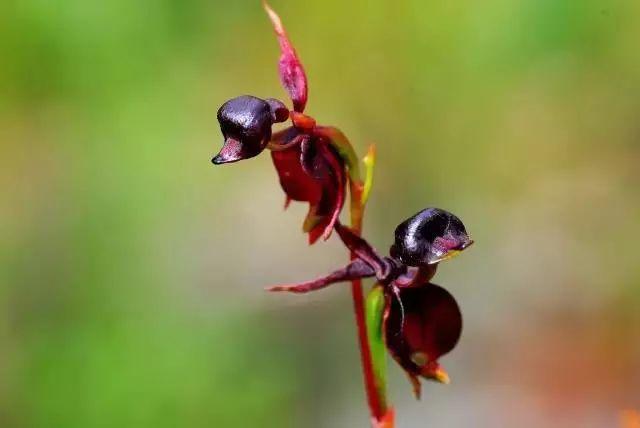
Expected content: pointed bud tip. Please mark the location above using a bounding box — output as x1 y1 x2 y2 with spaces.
262 1 284 35
262 1 308 112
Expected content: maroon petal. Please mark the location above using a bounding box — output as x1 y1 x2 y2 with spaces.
384 283 462 398
271 142 322 205
263 2 308 112
315 142 345 241
271 139 346 244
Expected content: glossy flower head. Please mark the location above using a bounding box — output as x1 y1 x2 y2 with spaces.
213 95 288 164
390 208 473 266
384 283 462 398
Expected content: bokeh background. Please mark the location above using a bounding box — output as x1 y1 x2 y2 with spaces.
2 0 640 427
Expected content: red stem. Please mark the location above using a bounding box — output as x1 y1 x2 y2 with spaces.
349 185 385 424
350 277 384 422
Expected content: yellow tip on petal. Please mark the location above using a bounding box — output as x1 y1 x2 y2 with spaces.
438 249 462 263
432 367 450 384
430 240 475 264
262 1 284 36
421 363 450 384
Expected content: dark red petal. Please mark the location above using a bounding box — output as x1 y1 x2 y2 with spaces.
384 283 462 391
316 142 345 241
263 2 308 112
271 143 322 204
308 221 327 245
271 139 346 244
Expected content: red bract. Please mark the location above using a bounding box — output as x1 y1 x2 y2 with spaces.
384 283 462 398
271 132 346 243
263 1 308 112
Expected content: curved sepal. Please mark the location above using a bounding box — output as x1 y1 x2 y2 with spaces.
263 2 308 112
266 259 375 293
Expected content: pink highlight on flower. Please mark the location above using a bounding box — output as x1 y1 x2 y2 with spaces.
263 1 309 112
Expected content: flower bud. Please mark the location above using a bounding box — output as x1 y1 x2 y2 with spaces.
390 208 472 266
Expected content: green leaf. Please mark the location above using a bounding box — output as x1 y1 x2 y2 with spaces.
366 283 388 410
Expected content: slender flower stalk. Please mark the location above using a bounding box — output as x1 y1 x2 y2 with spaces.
345 156 389 424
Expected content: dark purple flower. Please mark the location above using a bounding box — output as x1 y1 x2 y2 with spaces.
390 208 473 266
213 95 288 164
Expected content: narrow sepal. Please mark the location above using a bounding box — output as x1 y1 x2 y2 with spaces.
334 222 387 276
263 2 308 112
266 259 375 293
317 142 345 241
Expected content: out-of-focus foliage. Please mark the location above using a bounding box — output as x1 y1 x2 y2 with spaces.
1 0 639 427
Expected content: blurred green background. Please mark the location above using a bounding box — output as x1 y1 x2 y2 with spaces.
2 0 639 427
